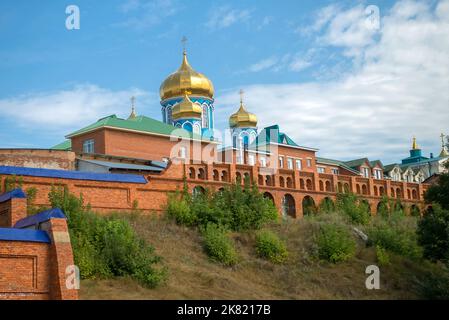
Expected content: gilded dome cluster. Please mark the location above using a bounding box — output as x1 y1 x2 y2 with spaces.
159 51 214 101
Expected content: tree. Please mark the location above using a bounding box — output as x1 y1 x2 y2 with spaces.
424 161 449 210
418 161 449 262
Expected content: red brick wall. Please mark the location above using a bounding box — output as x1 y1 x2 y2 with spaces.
0 241 51 300
0 198 27 228
0 149 75 170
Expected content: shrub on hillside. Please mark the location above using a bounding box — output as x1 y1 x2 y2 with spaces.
165 182 278 231
315 224 356 263
255 230 288 264
417 266 449 300
48 186 166 288
417 204 449 262
366 216 422 260
375 245 390 266
335 193 371 225
201 223 238 266
166 193 197 226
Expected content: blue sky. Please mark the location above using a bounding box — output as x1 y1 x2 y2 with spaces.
0 0 448 164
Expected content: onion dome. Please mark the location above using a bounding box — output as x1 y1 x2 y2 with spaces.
160 51 214 101
172 92 202 119
229 90 258 128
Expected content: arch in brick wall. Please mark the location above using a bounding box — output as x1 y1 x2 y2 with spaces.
281 193 296 218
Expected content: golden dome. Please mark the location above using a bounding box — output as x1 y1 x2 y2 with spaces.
172 92 202 119
160 51 214 101
229 92 257 128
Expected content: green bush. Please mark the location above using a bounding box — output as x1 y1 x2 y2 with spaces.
315 224 356 263
201 224 238 266
255 230 288 264
417 204 449 262
366 216 422 260
335 193 370 225
166 193 197 226
48 186 166 287
375 245 390 266
165 182 278 231
418 268 449 300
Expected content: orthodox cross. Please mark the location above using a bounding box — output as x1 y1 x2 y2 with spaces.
441 133 446 147
181 36 187 53
239 89 244 105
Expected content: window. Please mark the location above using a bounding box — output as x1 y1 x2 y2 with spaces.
179 146 187 159
331 168 339 175
295 159 302 170
279 156 284 168
202 104 209 128
287 158 293 170
260 157 267 167
306 159 312 167
83 139 94 153
248 154 255 166
317 167 325 174
362 167 370 178
374 169 382 180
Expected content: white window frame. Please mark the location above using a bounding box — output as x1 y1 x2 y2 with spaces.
260 157 267 167
287 158 293 170
362 167 370 178
295 159 302 170
317 166 325 174
306 158 312 167
331 168 339 175
83 139 95 153
279 156 284 168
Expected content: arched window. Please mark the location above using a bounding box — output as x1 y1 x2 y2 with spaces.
183 122 192 132
249 131 257 144
279 177 285 188
213 170 219 181
319 180 324 191
325 181 332 192
189 168 195 179
287 177 293 188
202 104 209 128
193 123 201 135
166 106 172 124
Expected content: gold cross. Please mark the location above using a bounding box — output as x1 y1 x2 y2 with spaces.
181 36 187 53
131 96 135 109
239 89 244 104
441 133 446 146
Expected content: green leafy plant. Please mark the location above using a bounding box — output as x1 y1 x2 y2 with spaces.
255 230 288 264
335 193 371 225
48 186 166 287
315 224 356 263
375 245 390 266
417 204 449 262
201 223 238 266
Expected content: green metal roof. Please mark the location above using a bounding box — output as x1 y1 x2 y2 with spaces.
344 158 370 168
66 114 211 142
369 160 384 169
383 163 399 173
51 140 72 150
316 157 360 174
251 125 299 148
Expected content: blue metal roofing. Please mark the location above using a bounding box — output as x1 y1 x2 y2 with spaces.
14 208 66 229
0 165 147 184
0 188 26 203
0 228 50 243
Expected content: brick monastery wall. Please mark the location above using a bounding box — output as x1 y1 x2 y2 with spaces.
0 159 430 217
0 149 75 170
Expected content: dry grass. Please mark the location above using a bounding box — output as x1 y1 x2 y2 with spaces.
80 213 426 300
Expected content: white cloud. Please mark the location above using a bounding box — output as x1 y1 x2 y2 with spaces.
216 0 449 164
248 57 279 72
206 6 252 30
0 84 155 136
116 0 179 29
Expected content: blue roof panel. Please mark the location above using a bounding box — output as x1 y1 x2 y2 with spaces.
0 188 26 203
0 228 50 243
14 208 66 229
0 165 147 184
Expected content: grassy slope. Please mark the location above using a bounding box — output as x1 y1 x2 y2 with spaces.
80 214 431 300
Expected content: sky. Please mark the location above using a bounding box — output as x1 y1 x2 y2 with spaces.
0 0 448 164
